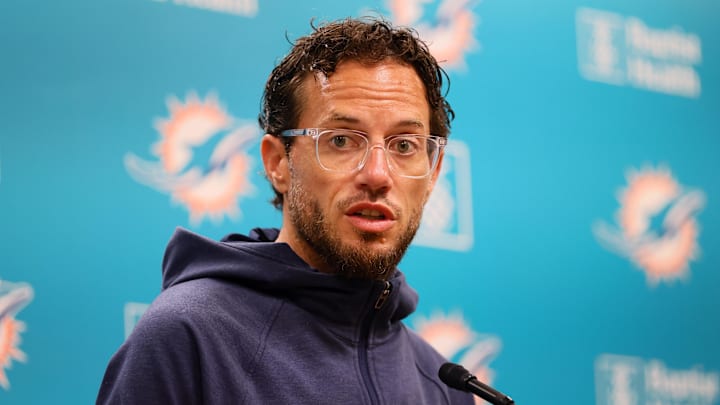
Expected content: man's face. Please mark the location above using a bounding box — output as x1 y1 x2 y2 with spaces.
263 59 442 279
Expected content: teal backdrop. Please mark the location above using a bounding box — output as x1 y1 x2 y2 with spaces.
1 0 718 404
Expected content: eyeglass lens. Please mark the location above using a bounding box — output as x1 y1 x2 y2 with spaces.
315 131 439 177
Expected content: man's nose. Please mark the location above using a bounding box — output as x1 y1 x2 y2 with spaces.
355 145 393 192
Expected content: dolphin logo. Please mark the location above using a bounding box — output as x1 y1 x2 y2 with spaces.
593 165 706 285
125 92 260 225
387 0 481 70
0 280 34 390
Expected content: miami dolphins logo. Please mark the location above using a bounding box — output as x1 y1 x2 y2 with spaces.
0 279 34 390
593 165 706 286
386 0 480 70
125 92 259 225
414 311 502 404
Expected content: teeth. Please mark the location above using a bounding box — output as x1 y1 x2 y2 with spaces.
358 209 384 218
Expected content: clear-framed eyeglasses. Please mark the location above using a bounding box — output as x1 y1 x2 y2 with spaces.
279 128 447 179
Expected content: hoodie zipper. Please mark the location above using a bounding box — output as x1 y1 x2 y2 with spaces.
374 281 392 309
359 281 392 404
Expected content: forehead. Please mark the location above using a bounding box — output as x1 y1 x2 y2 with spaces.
296 59 430 129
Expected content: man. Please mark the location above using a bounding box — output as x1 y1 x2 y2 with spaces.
98 17 472 404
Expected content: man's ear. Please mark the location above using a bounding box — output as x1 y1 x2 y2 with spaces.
261 134 290 194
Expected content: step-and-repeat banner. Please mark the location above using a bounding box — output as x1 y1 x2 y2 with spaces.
2 1 718 403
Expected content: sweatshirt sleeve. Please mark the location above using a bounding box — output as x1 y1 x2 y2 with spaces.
96 304 203 405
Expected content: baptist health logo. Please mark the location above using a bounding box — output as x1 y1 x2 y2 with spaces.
125 92 260 225
414 140 474 251
596 354 719 405
414 311 502 405
385 0 481 70
0 279 34 390
576 8 702 98
593 165 706 286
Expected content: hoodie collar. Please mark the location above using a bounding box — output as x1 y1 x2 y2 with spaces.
161 227 418 333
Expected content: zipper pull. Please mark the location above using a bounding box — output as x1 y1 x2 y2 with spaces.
374 281 392 309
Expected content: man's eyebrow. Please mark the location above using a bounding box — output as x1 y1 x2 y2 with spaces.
398 119 425 129
324 114 425 130
324 113 360 124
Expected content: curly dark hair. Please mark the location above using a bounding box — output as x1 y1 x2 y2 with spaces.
259 17 454 209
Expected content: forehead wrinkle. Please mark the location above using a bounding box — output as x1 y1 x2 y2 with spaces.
318 65 421 100
319 112 426 133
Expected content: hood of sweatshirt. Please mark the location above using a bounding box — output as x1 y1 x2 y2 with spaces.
160 227 419 328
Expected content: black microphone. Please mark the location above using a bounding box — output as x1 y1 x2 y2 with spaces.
439 362 515 405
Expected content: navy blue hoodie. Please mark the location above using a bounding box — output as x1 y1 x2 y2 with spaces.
97 228 473 404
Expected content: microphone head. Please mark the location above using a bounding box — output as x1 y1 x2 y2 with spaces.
438 362 473 391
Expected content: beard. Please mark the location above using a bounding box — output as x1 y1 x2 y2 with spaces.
286 177 424 280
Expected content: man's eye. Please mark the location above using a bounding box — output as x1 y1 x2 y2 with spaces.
392 138 419 154
331 136 348 148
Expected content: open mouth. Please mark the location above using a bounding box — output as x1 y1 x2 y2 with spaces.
352 209 387 219
345 203 396 233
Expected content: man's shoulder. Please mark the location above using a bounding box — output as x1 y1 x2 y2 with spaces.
135 277 284 341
